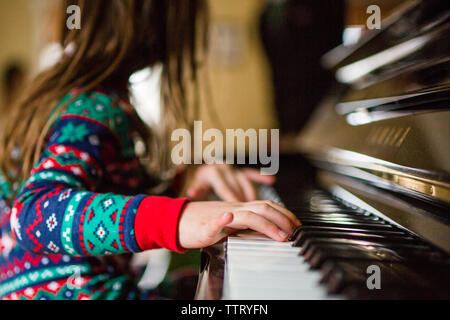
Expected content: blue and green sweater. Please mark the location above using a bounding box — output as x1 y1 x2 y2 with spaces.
0 89 187 300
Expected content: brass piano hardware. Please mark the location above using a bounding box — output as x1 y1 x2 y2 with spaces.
299 107 450 176
389 127 404 147
319 171 450 253
307 148 450 202
377 127 390 145
360 168 450 202
394 127 410 148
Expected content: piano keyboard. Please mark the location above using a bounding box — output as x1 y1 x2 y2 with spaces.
224 232 336 300
223 187 450 300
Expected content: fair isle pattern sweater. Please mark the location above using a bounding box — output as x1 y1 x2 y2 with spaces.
0 89 187 300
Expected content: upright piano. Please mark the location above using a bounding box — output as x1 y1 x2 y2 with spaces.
195 0 450 300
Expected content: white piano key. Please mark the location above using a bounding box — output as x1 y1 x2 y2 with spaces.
224 236 340 300
222 186 342 300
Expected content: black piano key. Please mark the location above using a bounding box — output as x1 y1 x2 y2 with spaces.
295 226 406 235
309 207 356 213
291 203 354 213
320 260 450 298
290 225 406 235
293 220 395 230
342 285 449 300
294 230 417 247
290 206 352 213
299 217 386 224
307 243 449 269
294 213 380 221
294 210 373 216
298 217 383 224
310 200 339 205
288 226 302 241
298 238 431 256
289 225 407 242
308 245 396 268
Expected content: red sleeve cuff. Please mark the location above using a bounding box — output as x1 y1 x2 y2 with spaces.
134 196 189 253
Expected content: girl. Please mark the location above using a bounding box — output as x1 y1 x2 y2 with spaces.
0 0 300 300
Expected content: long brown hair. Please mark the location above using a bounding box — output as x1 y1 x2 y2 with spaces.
0 0 208 188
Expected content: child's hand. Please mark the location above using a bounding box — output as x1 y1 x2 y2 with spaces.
178 200 301 249
186 164 275 202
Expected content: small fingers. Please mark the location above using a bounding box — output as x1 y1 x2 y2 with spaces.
263 200 301 227
221 167 246 201
243 202 297 234
231 211 289 242
211 169 241 201
187 181 211 199
236 172 257 201
242 168 276 185
203 212 234 245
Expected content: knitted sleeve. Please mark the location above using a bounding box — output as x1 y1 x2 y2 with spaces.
10 91 187 256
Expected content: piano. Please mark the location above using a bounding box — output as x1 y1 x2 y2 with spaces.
195 0 450 300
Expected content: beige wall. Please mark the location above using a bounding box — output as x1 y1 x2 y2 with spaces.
202 0 277 131
0 0 33 102
0 0 276 132
0 0 55 102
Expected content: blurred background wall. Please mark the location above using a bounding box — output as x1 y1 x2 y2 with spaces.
203 0 277 130
0 0 33 103
0 0 405 130
0 0 276 131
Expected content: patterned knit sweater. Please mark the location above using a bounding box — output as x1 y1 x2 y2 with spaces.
0 89 188 300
